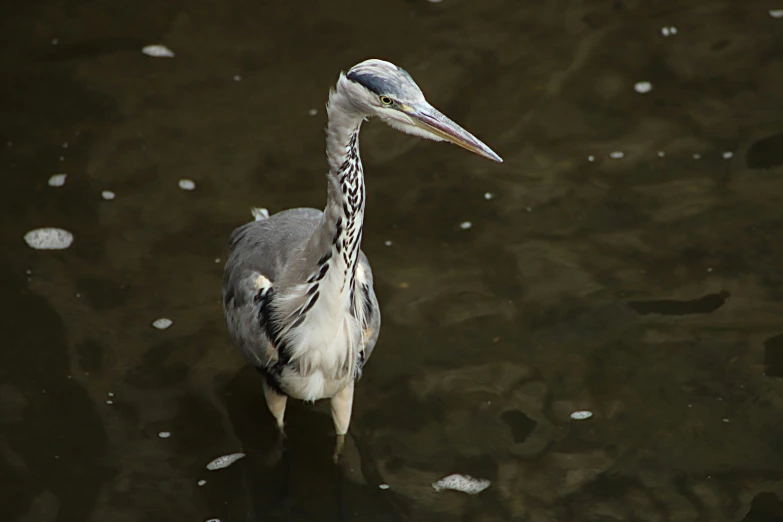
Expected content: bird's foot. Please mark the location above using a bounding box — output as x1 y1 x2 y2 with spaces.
263 427 288 467
333 434 345 464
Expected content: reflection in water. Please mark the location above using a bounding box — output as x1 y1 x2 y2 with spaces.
2 0 783 520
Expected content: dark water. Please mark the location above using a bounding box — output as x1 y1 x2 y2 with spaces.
3 0 783 520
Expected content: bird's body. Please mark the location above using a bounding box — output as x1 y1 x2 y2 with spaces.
222 59 501 457
224 207 380 401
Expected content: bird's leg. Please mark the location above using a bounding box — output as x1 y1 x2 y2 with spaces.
262 378 288 437
330 381 354 463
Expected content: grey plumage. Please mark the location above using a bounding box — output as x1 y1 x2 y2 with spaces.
222 59 501 457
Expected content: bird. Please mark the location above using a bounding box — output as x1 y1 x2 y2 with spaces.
222 59 502 459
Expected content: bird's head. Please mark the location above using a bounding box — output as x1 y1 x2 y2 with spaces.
337 59 502 163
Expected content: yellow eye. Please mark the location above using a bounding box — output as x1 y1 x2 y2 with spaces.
380 96 393 105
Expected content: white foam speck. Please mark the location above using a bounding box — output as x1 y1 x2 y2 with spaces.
108 392 114 397
657 151 666 158
101 190 115 200
587 155 595 162
770 9 783 18
634 81 653 94
158 431 171 439
427 0 443 3
432 474 490 495
692 153 701 160
214 258 221 263
722 418 730 423
142 44 175 58
384 240 392 246
24 228 74 250
722 151 733 159
459 221 472 230
198 479 207 486
62 142 68 149
570 410 593 420
309 109 318 116
48 173 67 186
51 38 58 45
152 318 173 330
484 192 494 200
206 519 221 522
609 151 624 159
178 179 196 190
206 453 246 470
661 26 678 36
106 400 113 405
378 484 390 490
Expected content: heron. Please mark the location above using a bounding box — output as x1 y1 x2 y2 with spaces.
222 59 502 459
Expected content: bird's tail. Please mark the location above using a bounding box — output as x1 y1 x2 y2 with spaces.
250 207 270 221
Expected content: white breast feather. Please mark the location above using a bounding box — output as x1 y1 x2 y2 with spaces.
275 256 364 401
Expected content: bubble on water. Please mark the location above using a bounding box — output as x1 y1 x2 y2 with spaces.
101 190 116 200
459 221 472 230
106 400 114 405
233 75 242 82
692 153 701 160
587 155 595 162
722 151 734 159
198 479 207 486
178 179 196 190
309 109 318 116
24 228 74 250
48 173 67 187
634 81 653 94
378 484 390 490
214 258 221 263
570 410 593 420
384 240 392 246
142 44 175 58
158 432 171 439
51 38 59 45
206 453 246 470
108 392 115 397
770 9 783 18
432 474 490 495
609 151 625 159
484 192 494 199
152 318 173 330
657 151 666 158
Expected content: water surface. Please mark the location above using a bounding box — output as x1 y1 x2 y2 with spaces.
2 1 783 520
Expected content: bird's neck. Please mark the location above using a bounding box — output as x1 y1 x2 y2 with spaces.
319 100 366 299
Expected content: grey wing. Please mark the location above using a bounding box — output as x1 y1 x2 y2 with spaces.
356 251 381 373
222 208 323 369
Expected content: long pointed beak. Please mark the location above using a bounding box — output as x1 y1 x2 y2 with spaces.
403 103 503 163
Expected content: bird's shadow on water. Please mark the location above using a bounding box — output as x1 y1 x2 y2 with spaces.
214 366 407 522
